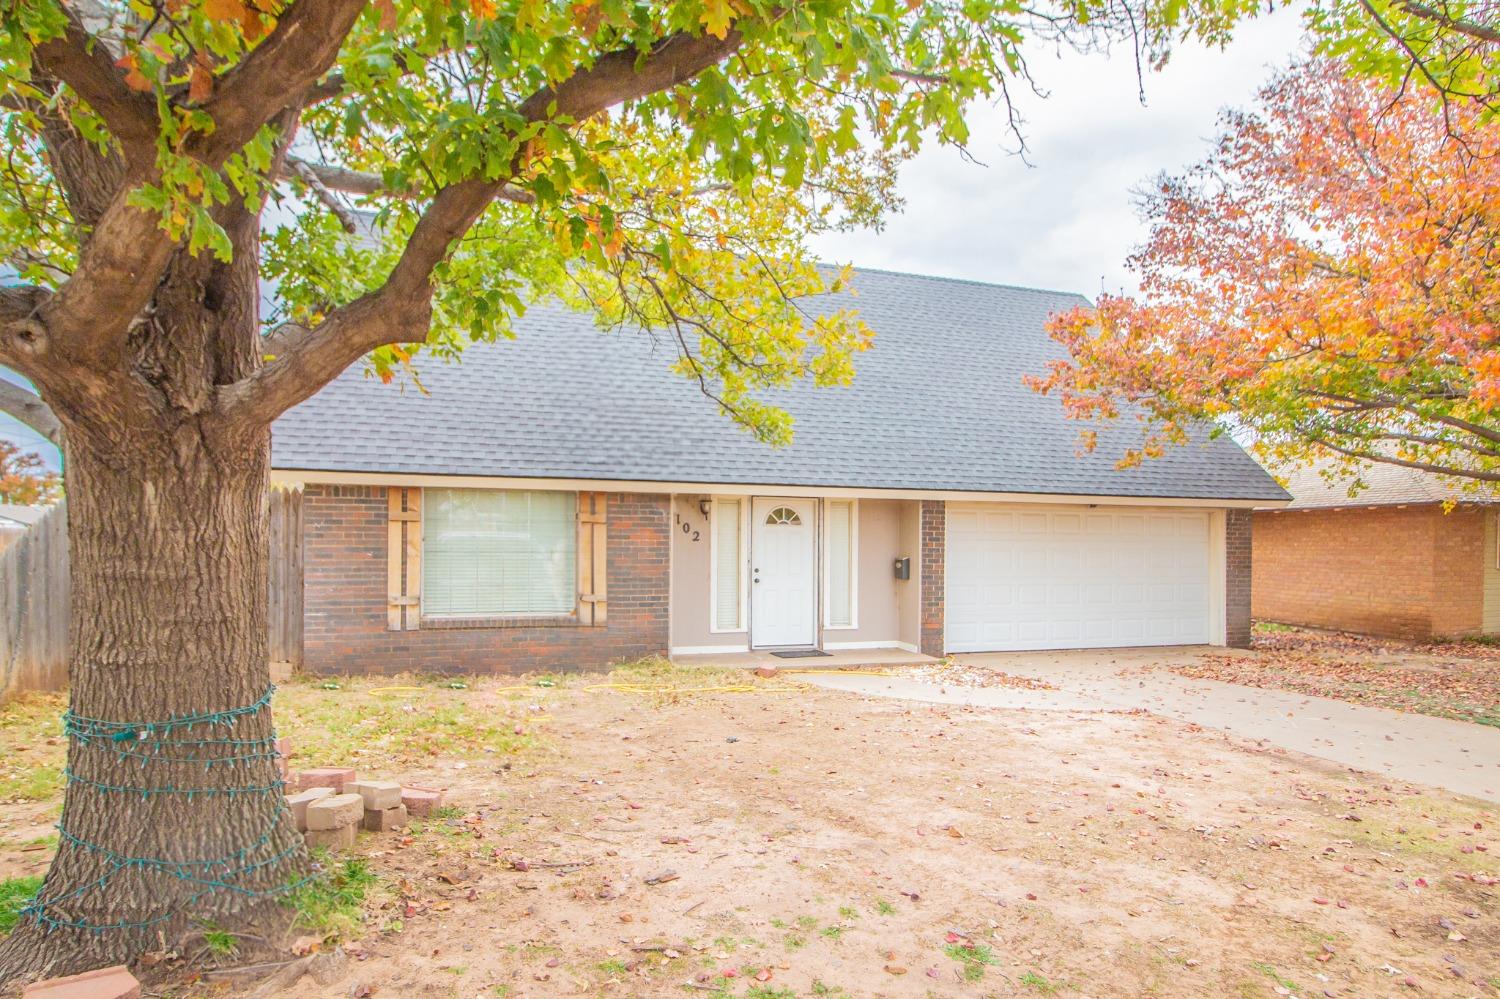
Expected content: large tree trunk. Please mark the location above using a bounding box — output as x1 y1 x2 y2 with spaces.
0 419 307 981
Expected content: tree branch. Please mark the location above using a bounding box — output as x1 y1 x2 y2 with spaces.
189 0 369 165
1313 437 1500 483
35 182 175 370
35 1 372 372
277 156 536 204
1397 0 1500 43
223 28 745 424
31 6 156 160
290 158 361 233
0 378 62 446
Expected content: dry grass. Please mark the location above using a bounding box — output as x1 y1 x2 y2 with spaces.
2 666 1497 997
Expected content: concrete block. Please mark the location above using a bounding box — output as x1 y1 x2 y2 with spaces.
304 824 356 851
297 767 355 793
401 786 445 817
348 779 402 811
306 792 364 831
22 965 141 999
286 787 335 831
363 804 409 832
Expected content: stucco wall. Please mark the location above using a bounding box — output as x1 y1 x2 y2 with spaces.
825 499 908 646
669 494 737 650
897 501 922 650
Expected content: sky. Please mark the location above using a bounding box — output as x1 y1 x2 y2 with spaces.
1 8 1309 471
812 5 1309 295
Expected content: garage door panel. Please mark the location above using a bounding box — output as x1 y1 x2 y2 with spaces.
946 502 1214 652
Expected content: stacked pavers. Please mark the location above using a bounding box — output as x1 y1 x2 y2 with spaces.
280 748 444 850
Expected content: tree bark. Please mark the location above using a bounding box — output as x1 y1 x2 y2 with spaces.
0 417 306 982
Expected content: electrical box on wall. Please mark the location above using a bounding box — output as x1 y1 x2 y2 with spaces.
893 556 911 580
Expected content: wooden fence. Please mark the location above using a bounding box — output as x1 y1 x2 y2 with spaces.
0 487 304 702
267 486 304 670
0 501 68 701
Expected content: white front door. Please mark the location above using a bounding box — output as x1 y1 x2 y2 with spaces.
751 497 817 648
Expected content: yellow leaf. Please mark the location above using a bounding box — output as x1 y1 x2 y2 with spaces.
699 0 733 39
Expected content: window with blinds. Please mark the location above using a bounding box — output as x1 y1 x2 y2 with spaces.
713 498 743 631
423 489 577 617
826 500 855 628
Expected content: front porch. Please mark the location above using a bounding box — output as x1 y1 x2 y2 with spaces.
670 645 938 670
668 493 927 658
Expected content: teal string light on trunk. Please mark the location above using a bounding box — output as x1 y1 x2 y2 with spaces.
22 685 311 935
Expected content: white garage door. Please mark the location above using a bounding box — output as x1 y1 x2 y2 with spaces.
946 503 1215 652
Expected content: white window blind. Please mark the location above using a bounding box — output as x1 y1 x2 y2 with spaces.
713 499 742 631
827 500 854 627
423 489 577 617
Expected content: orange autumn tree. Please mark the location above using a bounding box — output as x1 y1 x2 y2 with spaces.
0 439 59 506
1030 59 1500 487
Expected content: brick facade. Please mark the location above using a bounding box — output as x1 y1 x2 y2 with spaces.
302 485 670 675
919 500 945 657
1225 509 1253 649
1252 504 1486 640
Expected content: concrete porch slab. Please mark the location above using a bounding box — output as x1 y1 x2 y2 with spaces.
672 647 938 670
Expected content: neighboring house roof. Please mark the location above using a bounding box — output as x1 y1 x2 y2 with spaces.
1268 458 1497 510
272 267 1288 502
0 503 46 526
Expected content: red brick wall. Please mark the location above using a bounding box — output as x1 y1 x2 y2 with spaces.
1226 509 1253 648
919 500 944 657
1252 504 1484 640
1430 506 1486 638
302 485 670 675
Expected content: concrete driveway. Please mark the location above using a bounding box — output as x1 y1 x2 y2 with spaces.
797 646 1500 803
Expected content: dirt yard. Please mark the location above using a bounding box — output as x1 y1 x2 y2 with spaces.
2 658 1499 998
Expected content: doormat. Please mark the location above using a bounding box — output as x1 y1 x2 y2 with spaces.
769 649 833 659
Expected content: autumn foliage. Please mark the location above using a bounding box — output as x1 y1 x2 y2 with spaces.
1030 60 1500 486
0 439 59 506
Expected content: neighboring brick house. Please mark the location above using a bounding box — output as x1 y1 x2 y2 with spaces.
1253 462 1500 640
271 269 1285 675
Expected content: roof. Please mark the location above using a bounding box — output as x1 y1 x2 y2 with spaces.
271 267 1288 502
1267 458 1497 510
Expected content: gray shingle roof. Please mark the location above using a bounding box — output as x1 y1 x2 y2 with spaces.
1270 458 1496 510
271 267 1287 501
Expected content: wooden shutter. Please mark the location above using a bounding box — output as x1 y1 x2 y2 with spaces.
387 487 421 630
577 492 608 625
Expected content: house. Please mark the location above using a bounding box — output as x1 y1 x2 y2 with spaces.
270 268 1288 675
1253 461 1500 641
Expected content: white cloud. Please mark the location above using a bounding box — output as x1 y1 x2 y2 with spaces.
811 7 1309 296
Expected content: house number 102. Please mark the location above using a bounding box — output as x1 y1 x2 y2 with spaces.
674 512 702 542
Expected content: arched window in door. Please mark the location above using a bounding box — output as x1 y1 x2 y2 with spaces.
764 506 802 526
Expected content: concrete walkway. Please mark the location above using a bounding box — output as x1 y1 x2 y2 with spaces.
796 647 1500 803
